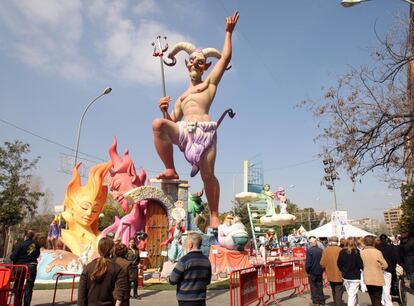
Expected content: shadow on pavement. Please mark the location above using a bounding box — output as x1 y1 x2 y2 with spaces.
36 303 76 306
138 290 163 299
206 289 227 301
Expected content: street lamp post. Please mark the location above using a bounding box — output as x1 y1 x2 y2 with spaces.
341 0 414 186
74 87 112 165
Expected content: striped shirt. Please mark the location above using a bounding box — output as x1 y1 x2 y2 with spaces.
169 250 212 301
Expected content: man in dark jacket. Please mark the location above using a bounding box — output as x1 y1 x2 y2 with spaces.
399 231 414 290
305 237 325 306
377 234 398 305
169 232 212 306
10 230 41 306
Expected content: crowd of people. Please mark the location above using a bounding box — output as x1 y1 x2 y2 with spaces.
7 225 213 306
305 232 414 306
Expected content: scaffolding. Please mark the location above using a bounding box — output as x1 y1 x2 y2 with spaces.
242 160 278 256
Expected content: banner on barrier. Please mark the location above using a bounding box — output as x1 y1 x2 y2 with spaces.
274 264 294 292
292 247 306 259
240 269 258 305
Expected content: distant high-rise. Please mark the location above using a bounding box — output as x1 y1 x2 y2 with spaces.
383 206 402 235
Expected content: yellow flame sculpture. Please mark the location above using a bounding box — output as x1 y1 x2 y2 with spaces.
61 161 112 260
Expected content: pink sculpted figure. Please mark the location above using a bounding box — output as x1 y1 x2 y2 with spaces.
152 11 239 229
105 137 148 245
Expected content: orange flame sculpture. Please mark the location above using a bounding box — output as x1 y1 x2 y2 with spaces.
61 161 112 260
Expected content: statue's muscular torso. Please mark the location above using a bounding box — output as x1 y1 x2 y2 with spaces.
176 78 217 122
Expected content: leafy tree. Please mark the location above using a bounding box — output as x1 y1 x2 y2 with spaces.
0 140 44 256
398 183 414 234
98 193 126 231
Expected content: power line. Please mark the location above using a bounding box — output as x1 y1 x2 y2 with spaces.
0 117 105 162
0 117 320 175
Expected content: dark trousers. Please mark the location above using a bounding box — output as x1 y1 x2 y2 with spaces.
178 300 206 306
366 285 382 306
308 274 325 305
329 282 343 306
23 263 37 306
132 280 138 296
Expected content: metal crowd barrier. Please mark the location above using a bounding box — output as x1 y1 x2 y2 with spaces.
0 264 28 306
263 260 301 306
229 265 266 306
228 255 332 306
52 272 81 306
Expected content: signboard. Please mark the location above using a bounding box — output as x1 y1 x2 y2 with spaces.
331 211 348 238
240 269 258 305
274 264 294 292
292 247 306 260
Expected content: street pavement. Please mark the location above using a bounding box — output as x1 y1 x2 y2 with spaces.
31 287 413 305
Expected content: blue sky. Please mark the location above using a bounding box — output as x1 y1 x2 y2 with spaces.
0 0 407 220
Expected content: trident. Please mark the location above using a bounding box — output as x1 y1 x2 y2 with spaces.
152 35 170 119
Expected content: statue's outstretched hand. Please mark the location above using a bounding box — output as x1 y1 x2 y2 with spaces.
159 96 170 114
226 11 240 33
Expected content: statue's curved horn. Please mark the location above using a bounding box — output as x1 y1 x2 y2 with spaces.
202 48 221 59
166 42 196 66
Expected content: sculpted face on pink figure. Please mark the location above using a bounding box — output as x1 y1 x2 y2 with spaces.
108 138 147 212
72 200 101 226
109 173 135 208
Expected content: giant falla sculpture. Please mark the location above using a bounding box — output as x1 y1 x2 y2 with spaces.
61 162 112 260
152 11 240 230
103 138 148 246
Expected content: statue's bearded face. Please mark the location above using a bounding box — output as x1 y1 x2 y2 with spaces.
186 52 207 80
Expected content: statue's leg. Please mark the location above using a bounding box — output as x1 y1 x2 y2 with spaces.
152 118 180 179
199 144 220 228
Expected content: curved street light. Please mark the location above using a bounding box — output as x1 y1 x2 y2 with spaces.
341 0 414 6
74 87 112 165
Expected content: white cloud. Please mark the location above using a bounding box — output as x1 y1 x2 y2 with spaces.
133 0 157 16
86 0 190 85
0 0 191 84
0 0 92 80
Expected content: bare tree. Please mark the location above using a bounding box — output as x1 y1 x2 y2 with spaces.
300 18 412 185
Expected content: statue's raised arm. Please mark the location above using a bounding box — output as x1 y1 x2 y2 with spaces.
209 11 240 86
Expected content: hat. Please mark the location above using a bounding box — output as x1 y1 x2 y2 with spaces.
379 234 388 241
328 236 339 243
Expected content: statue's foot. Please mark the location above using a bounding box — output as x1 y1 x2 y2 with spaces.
156 169 179 180
190 164 200 177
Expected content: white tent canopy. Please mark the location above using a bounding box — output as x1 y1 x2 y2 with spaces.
305 221 373 238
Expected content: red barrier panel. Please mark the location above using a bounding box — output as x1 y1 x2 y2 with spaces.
263 260 301 306
0 264 28 306
292 247 306 260
229 265 265 306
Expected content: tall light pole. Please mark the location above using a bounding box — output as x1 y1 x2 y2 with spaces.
323 158 339 211
341 0 414 186
74 87 112 165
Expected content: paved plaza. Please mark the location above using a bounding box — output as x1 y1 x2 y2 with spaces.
31 287 413 306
